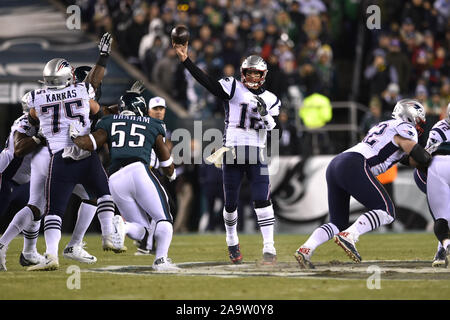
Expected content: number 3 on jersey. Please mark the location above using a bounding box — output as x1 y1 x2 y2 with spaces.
111 122 146 148
363 123 388 146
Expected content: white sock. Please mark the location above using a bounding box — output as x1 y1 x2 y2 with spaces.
43 215 62 257
68 202 97 247
223 208 239 246
254 205 276 252
303 222 339 252
154 221 173 260
0 206 34 246
96 195 115 236
347 210 394 240
22 220 41 253
437 241 443 251
443 239 450 249
124 221 146 241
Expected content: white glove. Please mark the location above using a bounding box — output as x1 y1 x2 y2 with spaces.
168 169 177 182
69 121 83 140
206 146 235 168
98 32 112 56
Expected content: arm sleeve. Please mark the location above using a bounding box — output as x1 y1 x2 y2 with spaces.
182 58 230 100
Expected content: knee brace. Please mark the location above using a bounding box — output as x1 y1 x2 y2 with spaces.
434 218 450 243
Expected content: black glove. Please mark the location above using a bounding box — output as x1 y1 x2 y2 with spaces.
255 95 268 117
98 32 112 56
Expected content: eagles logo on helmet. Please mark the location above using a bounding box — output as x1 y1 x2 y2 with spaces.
118 92 148 117
240 55 268 90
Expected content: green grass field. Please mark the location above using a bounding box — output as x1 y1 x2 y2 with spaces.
0 232 449 300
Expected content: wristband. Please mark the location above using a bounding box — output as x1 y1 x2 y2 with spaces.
160 156 173 167
96 55 108 67
89 134 97 151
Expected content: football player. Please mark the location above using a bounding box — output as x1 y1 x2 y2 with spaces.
173 42 282 264
23 56 125 271
412 102 450 267
70 91 179 271
0 34 118 270
0 98 46 270
294 99 431 268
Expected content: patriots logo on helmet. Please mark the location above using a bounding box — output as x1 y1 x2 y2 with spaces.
57 60 70 71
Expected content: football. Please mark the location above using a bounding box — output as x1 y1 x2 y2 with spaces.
171 25 190 45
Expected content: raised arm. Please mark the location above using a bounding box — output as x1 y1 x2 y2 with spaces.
173 42 229 100
85 33 112 90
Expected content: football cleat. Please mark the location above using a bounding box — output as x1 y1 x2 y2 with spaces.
334 232 362 263
228 244 243 264
0 243 7 271
262 246 277 265
294 247 315 269
63 242 97 264
27 253 59 271
134 228 155 256
103 216 127 253
20 251 46 267
262 252 277 265
152 257 180 271
432 247 446 268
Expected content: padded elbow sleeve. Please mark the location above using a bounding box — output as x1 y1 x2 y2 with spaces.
409 144 432 167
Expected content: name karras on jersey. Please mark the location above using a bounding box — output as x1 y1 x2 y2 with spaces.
45 89 78 103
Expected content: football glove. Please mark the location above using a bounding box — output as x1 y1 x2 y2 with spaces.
128 80 145 94
32 127 47 146
255 95 268 116
69 121 83 140
98 32 112 56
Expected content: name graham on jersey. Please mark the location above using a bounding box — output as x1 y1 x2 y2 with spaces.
113 114 151 123
46 89 77 102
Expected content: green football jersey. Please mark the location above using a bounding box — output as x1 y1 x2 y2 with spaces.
96 114 166 173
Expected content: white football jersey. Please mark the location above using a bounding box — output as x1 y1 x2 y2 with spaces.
218 77 281 148
345 119 418 176
28 82 94 154
0 114 37 184
426 119 450 149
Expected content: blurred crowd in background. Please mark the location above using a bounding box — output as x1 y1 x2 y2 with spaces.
50 0 449 233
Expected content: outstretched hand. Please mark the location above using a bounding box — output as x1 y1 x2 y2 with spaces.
172 41 188 62
254 96 268 117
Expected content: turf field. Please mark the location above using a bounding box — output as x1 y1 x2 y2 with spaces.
0 232 449 300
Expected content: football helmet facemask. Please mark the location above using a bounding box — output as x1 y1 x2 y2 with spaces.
118 92 148 117
240 55 268 90
42 58 74 90
392 99 426 136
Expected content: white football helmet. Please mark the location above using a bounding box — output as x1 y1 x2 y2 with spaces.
42 58 74 89
240 55 268 89
392 99 426 135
